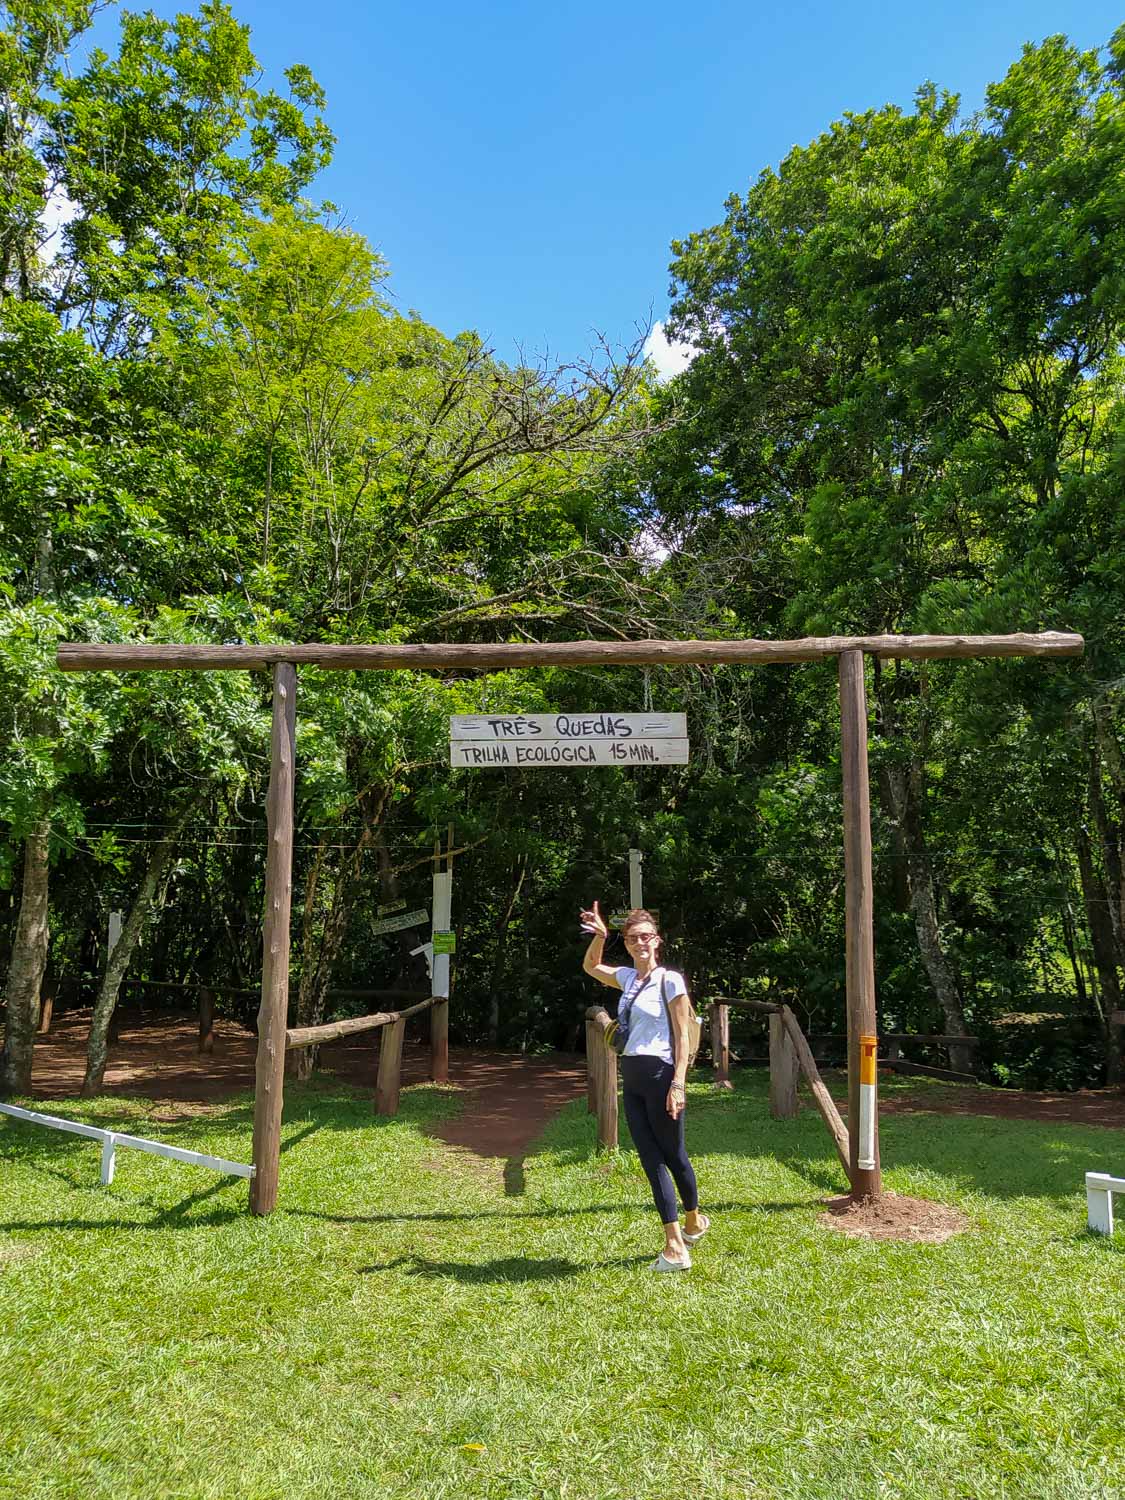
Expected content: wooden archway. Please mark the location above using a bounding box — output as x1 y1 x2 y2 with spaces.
59 630 1083 1212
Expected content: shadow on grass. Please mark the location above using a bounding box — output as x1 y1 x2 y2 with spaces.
0 1196 812 1235
0 1119 321 1233
297 1197 810 1228
680 1081 1125 1204
357 1252 652 1282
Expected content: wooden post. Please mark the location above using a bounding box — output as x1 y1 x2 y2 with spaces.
430 999 449 1084
250 662 297 1216
586 1015 599 1113
198 988 215 1054
838 650 881 1199
779 1005 851 1175
585 1007 618 1149
375 1017 406 1116
598 1041 618 1149
768 1012 799 1118
710 1001 733 1089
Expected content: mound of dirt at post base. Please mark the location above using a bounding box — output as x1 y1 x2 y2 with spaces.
819 1190 970 1243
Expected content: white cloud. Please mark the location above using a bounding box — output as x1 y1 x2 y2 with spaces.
631 522 671 570
38 182 78 257
642 321 696 382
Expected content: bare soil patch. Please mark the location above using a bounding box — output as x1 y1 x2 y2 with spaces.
872 1074 1125 1130
820 1190 971 1243
22 1010 586 1160
19 1014 1123 1173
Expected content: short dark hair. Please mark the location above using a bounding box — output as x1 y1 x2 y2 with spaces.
622 908 660 938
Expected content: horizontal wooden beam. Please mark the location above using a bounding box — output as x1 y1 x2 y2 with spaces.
57 632 1084 674
284 995 437 1050
709 997 783 1014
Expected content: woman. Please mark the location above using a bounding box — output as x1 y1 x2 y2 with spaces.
580 900 709 1271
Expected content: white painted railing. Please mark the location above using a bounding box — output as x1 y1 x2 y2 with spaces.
1086 1171 1125 1235
0 1101 253 1186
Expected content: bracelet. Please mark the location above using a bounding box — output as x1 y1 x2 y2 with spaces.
669 1083 685 1094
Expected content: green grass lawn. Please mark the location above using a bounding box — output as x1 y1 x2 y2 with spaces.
1 1071 1124 1500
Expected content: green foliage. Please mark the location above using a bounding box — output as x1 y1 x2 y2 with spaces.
2 7 1123 1089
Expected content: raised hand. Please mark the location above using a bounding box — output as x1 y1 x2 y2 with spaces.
579 899 609 939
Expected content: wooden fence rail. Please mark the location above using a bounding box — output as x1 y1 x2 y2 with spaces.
280 994 444 1120
284 995 438 1051
586 999 852 1181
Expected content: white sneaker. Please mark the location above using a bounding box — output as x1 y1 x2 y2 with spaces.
652 1249 692 1272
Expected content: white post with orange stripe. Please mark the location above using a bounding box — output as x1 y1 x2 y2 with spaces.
858 1034 878 1171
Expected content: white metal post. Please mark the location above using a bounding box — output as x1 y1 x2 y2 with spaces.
628 848 643 911
100 1134 117 1185
1086 1172 1123 1234
432 870 453 999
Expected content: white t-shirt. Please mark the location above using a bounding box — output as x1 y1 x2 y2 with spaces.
614 966 688 1065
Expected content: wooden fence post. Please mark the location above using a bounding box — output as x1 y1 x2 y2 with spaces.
430 999 449 1084
598 1042 618 1149
586 1016 599 1113
710 1001 733 1089
838 650 881 1200
198 988 215 1054
769 1012 799 1118
585 1006 618 1149
375 1017 406 1116
250 661 297 1216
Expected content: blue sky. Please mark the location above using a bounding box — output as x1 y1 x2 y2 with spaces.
77 0 1112 368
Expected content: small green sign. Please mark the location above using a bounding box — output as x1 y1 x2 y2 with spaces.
432 930 457 955
607 909 660 930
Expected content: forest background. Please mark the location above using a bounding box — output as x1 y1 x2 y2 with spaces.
1 2 1123 1097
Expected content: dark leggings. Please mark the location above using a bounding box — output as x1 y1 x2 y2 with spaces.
620 1055 699 1224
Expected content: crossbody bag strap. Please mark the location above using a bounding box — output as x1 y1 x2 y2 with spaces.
659 968 678 1065
618 968 648 1027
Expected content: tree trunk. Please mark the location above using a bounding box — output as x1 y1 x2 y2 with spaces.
292 785 390 1081
1093 707 1125 964
81 827 182 1097
1076 824 1122 1084
874 666 974 1072
1088 733 1123 960
487 853 527 1045
877 758 974 1075
0 818 51 1096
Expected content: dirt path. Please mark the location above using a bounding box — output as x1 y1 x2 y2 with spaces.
876 1077 1125 1129
17 1014 1124 1164
22 1011 587 1158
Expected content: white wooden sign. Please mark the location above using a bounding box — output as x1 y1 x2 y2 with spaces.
450 712 689 769
450 713 686 741
371 907 429 936
451 739 689 768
